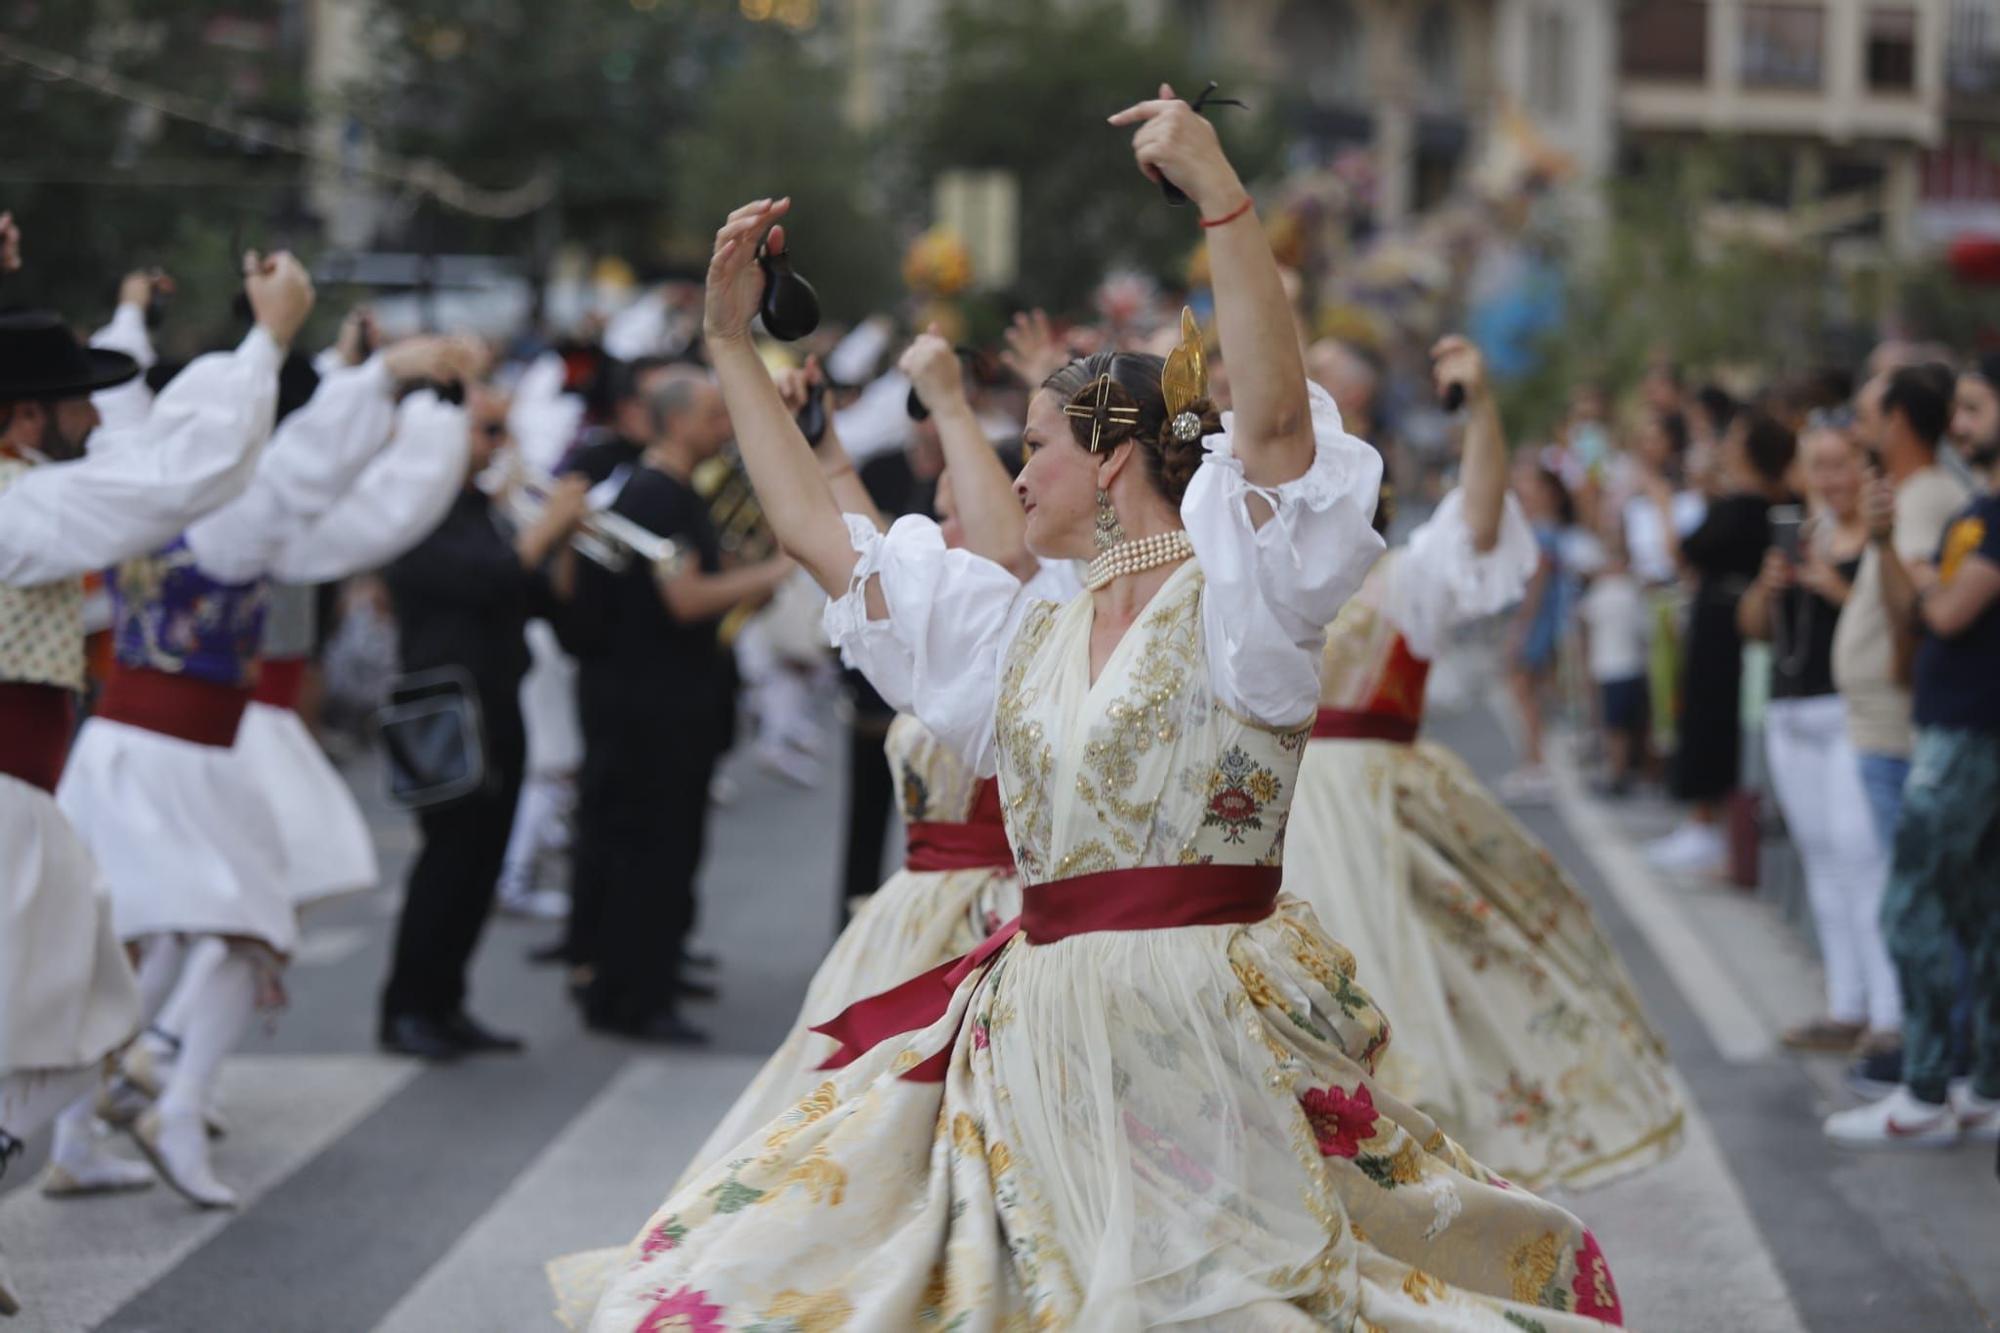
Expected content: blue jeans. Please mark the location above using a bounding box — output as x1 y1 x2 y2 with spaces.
1856 751 1910 852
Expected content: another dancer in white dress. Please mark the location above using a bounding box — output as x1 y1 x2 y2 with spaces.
1282 340 1682 1190
58 334 480 1208
677 350 1073 1184
560 92 1627 1331
0 243 316 1314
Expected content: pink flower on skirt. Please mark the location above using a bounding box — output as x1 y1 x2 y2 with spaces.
639 1219 684 1258
1571 1231 1623 1325
637 1285 725 1333
1299 1083 1379 1159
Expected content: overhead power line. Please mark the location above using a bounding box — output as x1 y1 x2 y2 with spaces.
0 31 556 219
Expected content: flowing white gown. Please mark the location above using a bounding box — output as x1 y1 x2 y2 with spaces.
557 386 1628 1331
1283 493 1683 1191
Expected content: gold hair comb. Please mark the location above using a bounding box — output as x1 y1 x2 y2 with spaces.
1161 307 1207 443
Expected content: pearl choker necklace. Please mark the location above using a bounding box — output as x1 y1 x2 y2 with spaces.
1084 529 1195 591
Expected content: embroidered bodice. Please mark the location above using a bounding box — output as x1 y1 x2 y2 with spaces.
887 712 991 826
109 537 267 688
1318 557 1431 723
0 459 85 691
994 565 1310 883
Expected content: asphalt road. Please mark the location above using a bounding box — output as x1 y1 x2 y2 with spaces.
2 671 1993 1332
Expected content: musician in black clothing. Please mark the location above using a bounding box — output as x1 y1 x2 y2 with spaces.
563 356 671 488
379 390 588 1061
562 365 792 1045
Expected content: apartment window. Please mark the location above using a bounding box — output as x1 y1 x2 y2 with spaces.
1620 0 1708 81
1528 7 1574 118
1867 8 1917 90
1741 4 1824 89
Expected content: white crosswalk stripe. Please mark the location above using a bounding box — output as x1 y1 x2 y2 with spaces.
0 1055 418 1332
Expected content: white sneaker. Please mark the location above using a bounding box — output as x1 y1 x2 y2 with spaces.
131 1108 237 1209
1949 1082 2000 1142
1645 822 1726 874
499 887 569 922
1495 766 1556 805
1823 1086 1960 1149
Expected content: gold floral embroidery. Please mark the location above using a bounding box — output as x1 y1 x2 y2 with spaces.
988 1139 1014 1178
762 1288 855 1332
763 1082 839 1152
1231 957 1284 1011
1401 1269 1448 1304
951 1112 983 1156
776 1148 848 1206
1508 1231 1562 1305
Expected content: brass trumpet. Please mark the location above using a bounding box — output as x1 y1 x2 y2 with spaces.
505 474 686 577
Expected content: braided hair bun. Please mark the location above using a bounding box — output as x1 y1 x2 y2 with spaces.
1043 352 1221 507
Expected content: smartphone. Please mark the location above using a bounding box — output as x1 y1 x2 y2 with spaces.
1769 503 1804 561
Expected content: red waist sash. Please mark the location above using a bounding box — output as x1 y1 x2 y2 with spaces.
904 820 1015 873
0 682 74 794
96 666 253 749
1311 706 1420 745
812 862 1282 1083
251 656 308 711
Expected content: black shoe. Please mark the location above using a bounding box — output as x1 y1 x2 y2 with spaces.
676 976 720 1003
379 1014 465 1062
443 1011 526 1054
526 940 572 967
586 1007 710 1048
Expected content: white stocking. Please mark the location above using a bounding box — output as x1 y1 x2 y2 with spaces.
0 1067 95 1145
156 945 254 1125
131 934 190 1025
154 936 229 1046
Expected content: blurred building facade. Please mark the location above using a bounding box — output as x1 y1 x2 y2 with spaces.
1618 0 1948 254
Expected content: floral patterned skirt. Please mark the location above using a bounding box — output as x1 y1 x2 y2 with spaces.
1283 738 1683 1191
674 861 1020 1193
556 898 1625 1331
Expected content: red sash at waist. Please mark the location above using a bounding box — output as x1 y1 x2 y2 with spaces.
96 666 253 749
1311 707 1420 745
251 655 308 711
904 820 1015 873
811 862 1282 1083
0 682 74 794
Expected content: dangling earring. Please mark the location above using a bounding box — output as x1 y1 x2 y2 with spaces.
1094 488 1126 551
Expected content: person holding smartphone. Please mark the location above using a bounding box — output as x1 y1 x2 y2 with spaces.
1740 418 1899 1058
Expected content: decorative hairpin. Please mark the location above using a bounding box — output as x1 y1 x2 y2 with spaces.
1160 306 1208 443
1064 373 1142 452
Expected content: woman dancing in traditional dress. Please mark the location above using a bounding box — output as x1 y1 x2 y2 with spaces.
562 88 1624 1330
1283 339 1682 1193
675 345 1076 1182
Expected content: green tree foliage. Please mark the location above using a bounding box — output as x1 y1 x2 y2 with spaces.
0 1 307 351
898 0 1280 315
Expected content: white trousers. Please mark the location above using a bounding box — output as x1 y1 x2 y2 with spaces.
498 770 574 901
1765 694 1902 1030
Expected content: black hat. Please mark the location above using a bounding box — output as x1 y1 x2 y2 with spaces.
0 310 140 402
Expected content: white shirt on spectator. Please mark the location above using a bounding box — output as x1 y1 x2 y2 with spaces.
1579 570 1649 683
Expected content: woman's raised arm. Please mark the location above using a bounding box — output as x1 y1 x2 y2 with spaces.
1110 85 1314 497
703 198 866 604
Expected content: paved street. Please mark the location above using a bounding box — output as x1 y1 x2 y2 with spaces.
3 666 1996 1332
